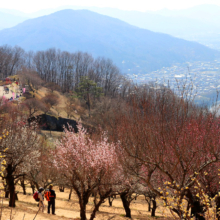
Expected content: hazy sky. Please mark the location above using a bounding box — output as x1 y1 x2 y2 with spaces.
2 0 220 12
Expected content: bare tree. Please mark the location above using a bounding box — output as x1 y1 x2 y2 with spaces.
23 98 49 117
18 67 44 91
0 45 24 79
41 93 60 110
113 85 220 218
27 145 58 190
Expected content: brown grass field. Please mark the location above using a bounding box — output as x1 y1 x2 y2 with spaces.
0 186 174 220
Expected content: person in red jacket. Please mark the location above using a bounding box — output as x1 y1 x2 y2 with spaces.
46 184 56 215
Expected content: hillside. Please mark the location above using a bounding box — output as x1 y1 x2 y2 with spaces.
0 9 219 73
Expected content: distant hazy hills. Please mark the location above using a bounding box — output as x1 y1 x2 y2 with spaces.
0 11 28 30
78 5 220 48
88 7 220 37
0 9 219 73
1 4 220 47
155 4 220 25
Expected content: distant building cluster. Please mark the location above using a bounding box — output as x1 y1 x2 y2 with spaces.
128 60 220 105
0 77 24 104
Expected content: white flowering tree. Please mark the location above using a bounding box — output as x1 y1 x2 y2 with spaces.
27 145 59 191
0 112 43 207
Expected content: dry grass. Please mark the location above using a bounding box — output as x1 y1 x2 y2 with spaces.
40 130 64 141
0 186 174 220
36 87 81 120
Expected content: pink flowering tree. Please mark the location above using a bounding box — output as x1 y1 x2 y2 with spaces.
55 124 123 220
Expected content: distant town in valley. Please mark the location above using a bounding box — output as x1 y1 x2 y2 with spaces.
128 59 220 105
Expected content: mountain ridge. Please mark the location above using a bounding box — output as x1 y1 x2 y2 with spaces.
0 9 219 73
1 5 220 47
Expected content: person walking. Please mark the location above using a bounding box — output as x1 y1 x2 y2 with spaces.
46 184 56 215
38 187 45 213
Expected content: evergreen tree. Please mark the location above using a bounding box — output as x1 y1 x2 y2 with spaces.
76 77 103 117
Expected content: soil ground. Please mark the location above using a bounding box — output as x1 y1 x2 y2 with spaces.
0 186 174 220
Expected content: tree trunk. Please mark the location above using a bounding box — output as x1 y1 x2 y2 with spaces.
120 192 131 218
5 190 9 198
108 197 113 207
79 199 87 220
6 164 16 207
15 192 18 201
108 195 115 207
148 200 151 211
30 182 35 194
8 181 16 207
90 189 112 220
76 190 90 220
20 177 26 195
69 188 73 201
135 194 137 200
93 193 99 211
59 186 65 192
3 182 9 198
3 181 7 198
151 199 157 217
90 197 105 220
145 197 151 211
